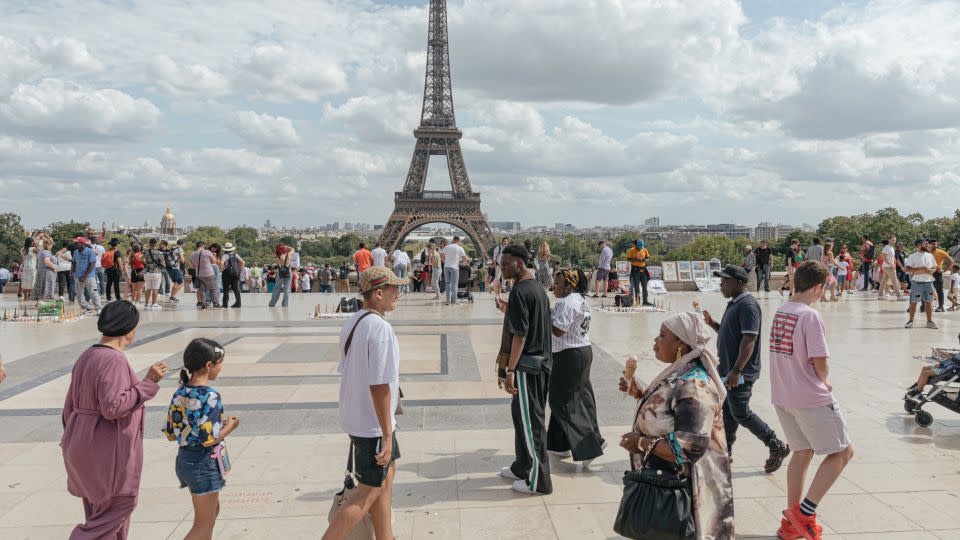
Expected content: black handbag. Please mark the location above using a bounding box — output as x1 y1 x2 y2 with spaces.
613 455 696 539
278 265 291 279
516 354 545 374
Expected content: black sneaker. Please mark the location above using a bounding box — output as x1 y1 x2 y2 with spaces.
764 443 791 474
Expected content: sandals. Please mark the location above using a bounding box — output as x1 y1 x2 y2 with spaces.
764 444 791 474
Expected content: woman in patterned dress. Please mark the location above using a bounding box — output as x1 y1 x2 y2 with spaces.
619 312 734 539
32 237 59 302
535 241 553 288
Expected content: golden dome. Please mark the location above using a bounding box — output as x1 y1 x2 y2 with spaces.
163 207 174 220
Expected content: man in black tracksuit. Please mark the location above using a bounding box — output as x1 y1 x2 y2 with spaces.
495 245 552 495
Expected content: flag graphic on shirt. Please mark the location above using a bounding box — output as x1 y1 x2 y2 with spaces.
769 311 799 356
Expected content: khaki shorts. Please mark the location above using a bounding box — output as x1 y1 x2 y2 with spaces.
775 402 850 455
143 272 162 291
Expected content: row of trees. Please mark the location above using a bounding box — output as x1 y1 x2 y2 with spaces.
2 207 959 270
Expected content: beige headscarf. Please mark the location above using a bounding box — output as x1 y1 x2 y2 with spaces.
647 312 727 401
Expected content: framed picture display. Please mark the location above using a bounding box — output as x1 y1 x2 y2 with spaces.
662 261 678 281
647 265 663 280
692 261 708 279
677 261 692 281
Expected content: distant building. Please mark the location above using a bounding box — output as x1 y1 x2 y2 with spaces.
489 221 522 234
754 222 802 242
160 207 176 236
643 217 660 229
646 223 751 249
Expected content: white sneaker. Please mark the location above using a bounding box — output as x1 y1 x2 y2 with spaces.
578 440 609 470
499 467 520 481
511 479 540 495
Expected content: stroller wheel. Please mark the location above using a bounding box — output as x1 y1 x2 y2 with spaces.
904 400 918 414
915 410 934 427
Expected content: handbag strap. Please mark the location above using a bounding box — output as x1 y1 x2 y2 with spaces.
344 311 376 356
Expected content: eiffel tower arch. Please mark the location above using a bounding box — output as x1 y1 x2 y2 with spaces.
377 0 496 260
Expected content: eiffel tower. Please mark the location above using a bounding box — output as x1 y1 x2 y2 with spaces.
377 0 495 260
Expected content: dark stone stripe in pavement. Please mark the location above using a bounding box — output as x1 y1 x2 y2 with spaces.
0 398 513 417
0 324 186 402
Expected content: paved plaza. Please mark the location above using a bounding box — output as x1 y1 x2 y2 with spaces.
2 290 960 539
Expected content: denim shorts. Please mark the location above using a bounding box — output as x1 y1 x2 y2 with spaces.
911 281 935 304
175 444 225 495
168 268 184 284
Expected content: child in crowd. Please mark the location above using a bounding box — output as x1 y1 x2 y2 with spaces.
835 258 849 297
769 261 854 540
948 264 960 311
907 333 960 397
162 338 239 539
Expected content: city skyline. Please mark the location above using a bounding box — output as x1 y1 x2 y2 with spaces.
1 1 958 228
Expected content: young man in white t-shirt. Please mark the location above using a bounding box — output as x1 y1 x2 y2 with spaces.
390 248 411 294
905 238 939 329
371 244 388 267
325 266 408 540
441 236 468 305
769 261 853 540
878 236 902 300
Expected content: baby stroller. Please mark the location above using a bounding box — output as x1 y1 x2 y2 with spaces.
903 342 960 427
438 265 475 303
456 265 474 302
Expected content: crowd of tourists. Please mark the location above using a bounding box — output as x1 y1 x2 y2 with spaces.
3 232 956 539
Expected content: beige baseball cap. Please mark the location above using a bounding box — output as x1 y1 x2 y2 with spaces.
359 266 408 293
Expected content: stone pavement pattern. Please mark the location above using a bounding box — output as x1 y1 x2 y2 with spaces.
2 291 960 539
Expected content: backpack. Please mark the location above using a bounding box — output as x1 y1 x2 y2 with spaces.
224 254 242 279
102 250 117 269
163 249 177 270
864 243 876 261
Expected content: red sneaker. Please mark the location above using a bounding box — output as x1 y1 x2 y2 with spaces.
783 504 823 540
776 518 802 540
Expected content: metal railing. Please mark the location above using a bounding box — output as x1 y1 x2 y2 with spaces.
396 191 479 201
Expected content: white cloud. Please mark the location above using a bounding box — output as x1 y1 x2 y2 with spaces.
237 45 348 103
451 0 746 104
172 148 283 177
32 37 103 72
0 78 161 142
149 55 230 97
225 110 300 148
323 93 421 143
726 0 960 138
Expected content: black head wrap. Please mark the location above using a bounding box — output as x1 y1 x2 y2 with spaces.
97 300 140 337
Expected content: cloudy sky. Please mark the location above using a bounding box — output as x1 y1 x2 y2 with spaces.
1 0 958 229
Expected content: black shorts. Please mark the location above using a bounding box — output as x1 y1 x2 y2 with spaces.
349 432 400 488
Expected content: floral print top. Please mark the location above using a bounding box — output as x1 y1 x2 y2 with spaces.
632 359 734 540
161 385 223 447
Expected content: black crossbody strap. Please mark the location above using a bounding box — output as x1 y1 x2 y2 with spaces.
344 311 376 356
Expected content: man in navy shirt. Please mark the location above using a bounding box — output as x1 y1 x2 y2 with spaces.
704 265 789 474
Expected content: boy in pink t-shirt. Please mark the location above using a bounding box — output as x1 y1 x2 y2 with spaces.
769 261 854 540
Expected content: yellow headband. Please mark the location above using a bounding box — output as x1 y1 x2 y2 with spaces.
558 269 578 289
